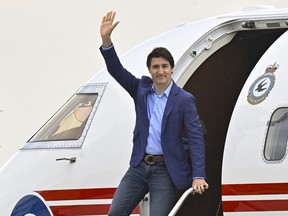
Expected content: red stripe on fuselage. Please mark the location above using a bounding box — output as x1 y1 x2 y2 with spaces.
222 200 288 212
35 188 140 215
36 188 116 201
222 183 288 195
222 183 288 212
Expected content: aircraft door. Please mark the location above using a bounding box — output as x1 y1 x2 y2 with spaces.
221 30 288 215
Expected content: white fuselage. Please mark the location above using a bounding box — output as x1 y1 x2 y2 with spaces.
1 8 288 216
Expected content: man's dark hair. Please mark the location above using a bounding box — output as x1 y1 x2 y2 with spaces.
146 47 174 69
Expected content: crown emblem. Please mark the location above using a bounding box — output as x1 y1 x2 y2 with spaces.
247 62 279 105
265 62 279 73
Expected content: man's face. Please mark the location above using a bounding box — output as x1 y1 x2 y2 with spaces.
149 57 173 88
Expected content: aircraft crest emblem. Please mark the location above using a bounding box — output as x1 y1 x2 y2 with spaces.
247 63 278 105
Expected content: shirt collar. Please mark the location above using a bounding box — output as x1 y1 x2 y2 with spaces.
151 80 173 97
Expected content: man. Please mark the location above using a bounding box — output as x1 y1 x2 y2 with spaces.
100 11 208 216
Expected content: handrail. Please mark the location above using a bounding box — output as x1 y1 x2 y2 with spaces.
168 188 193 216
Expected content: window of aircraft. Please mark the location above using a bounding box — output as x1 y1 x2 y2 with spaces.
31 94 96 141
23 84 107 149
264 107 288 161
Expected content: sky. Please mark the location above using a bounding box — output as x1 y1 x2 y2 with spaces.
0 0 288 167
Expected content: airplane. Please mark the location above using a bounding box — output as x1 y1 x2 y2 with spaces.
1 6 288 216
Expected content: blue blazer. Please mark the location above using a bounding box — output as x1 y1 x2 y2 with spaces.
100 46 207 189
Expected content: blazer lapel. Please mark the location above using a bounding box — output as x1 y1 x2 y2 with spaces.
141 83 153 122
161 82 179 132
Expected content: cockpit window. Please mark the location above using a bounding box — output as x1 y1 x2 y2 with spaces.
22 83 107 149
264 107 288 161
31 94 96 141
